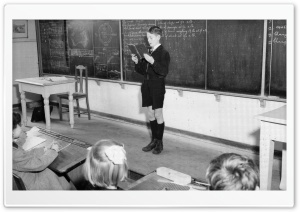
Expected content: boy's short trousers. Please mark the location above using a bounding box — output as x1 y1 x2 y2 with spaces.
141 79 166 110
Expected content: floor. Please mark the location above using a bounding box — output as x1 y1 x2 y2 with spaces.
16 106 282 190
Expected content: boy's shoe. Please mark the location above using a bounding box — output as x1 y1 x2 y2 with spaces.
152 140 163 154
142 139 157 152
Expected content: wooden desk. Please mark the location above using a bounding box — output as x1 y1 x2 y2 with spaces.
15 77 76 130
119 171 208 191
33 127 91 174
258 105 286 190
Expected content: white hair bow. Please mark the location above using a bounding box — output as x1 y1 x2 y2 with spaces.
105 145 126 165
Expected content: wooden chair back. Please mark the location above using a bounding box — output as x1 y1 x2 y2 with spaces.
75 65 88 94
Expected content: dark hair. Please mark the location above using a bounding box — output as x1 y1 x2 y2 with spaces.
13 112 21 130
206 153 259 190
148 26 162 36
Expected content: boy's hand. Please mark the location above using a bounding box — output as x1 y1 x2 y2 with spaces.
144 54 154 64
44 140 59 152
51 143 59 152
131 54 138 64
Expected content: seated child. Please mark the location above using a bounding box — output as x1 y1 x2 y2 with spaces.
205 153 259 190
83 139 128 190
13 112 72 190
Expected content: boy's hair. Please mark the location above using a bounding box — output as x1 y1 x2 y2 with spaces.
83 139 128 188
13 112 21 130
206 153 259 190
148 26 162 36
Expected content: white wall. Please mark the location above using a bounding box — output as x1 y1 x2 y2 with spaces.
13 20 286 148
62 81 285 147
13 20 40 104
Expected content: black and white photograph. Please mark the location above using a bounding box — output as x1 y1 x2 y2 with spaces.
2 1 295 209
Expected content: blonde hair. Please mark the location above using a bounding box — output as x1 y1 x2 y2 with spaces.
206 153 259 190
83 139 128 188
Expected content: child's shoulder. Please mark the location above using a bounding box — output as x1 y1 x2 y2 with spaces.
159 45 170 54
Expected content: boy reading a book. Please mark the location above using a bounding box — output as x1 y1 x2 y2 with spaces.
131 26 170 155
12 112 73 190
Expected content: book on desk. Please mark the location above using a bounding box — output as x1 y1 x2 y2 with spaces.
22 126 70 152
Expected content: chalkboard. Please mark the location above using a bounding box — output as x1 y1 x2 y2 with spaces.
93 21 121 80
39 20 121 80
39 20 69 75
122 20 155 82
38 20 286 99
207 20 264 95
158 20 206 88
265 20 286 98
67 20 94 77
122 20 206 88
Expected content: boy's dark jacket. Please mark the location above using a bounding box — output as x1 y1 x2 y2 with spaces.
135 45 170 79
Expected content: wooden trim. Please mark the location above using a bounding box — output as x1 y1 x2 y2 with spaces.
41 73 286 103
35 20 43 77
260 20 267 97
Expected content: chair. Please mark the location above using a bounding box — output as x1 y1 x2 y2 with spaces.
57 65 91 120
13 173 26 190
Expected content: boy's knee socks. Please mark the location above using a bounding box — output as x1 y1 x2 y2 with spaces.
156 122 165 140
150 120 158 140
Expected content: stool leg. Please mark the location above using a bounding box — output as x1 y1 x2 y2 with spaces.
59 98 63 121
279 149 286 190
86 96 91 120
76 99 80 117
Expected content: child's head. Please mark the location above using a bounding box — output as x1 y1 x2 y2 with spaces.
206 153 259 190
83 139 128 189
13 112 22 139
147 26 162 48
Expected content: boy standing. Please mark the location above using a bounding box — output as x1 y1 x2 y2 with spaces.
131 26 170 154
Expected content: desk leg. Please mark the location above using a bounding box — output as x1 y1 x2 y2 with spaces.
42 94 51 130
279 149 287 190
260 133 274 190
20 91 27 126
68 93 74 128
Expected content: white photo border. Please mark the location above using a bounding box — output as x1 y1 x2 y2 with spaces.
4 3 294 207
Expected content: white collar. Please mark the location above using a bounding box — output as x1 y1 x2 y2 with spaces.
151 44 161 52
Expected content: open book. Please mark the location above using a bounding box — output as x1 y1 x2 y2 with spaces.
23 137 71 152
128 43 149 60
22 136 47 151
22 127 71 152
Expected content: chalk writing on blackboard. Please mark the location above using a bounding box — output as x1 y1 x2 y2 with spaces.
50 49 65 58
122 20 155 82
265 20 286 98
94 47 120 80
39 20 69 75
97 23 113 45
268 21 286 45
49 39 64 49
67 21 93 50
159 20 206 40
158 20 206 88
69 49 94 57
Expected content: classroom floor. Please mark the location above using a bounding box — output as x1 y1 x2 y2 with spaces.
16 106 282 190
